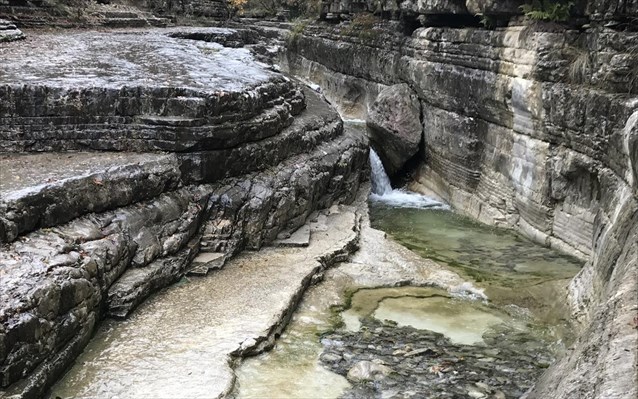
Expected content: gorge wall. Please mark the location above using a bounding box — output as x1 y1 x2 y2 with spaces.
281 2 638 397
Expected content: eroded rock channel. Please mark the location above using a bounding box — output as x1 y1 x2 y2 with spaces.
233 192 583 399
0 2 636 398
0 27 367 398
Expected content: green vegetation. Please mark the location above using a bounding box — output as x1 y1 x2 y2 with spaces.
342 13 382 41
479 14 497 29
520 0 574 22
244 0 321 18
286 18 308 44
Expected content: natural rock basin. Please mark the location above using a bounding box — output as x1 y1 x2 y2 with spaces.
344 289 512 346
375 296 503 345
369 205 583 329
234 198 583 398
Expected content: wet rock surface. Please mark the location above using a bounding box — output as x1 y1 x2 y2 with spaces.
0 153 181 243
0 125 366 397
320 318 554 399
50 206 361 398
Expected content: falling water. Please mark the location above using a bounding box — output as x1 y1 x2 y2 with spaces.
369 148 393 195
368 148 449 209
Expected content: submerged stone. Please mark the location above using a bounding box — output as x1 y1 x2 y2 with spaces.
346 360 394 382
373 296 509 345
320 318 553 399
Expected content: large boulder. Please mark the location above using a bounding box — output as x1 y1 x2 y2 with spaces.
367 83 423 176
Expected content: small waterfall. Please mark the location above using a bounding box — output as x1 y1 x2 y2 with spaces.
368 148 450 210
369 148 393 195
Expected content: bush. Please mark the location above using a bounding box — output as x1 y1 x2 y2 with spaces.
340 13 382 41
244 0 321 19
226 0 248 19
286 18 308 45
520 0 574 22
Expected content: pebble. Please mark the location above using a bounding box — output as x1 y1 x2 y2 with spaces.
319 318 555 398
404 348 434 357
346 360 393 382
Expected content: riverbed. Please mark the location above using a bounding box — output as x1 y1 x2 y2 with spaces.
234 198 582 398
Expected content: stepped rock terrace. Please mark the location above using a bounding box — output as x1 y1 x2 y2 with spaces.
0 28 304 152
0 26 369 398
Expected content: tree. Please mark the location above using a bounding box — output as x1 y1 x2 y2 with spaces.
227 0 248 19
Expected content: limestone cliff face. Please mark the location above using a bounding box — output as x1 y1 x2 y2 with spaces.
283 10 637 399
321 0 638 20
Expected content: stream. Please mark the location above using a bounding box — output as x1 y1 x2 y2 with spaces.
50 140 583 399
234 147 583 399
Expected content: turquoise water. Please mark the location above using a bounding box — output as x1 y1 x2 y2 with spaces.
369 204 583 335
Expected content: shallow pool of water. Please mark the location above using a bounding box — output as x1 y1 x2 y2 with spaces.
369 205 582 325
342 286 519 345
234 317 350 399
370 205 582 283
233 203 584 398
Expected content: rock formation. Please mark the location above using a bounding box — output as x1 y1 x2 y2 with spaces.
282 2 637 397
367 83 422 176
0 0 636 398
0 18 22 41
0 27 367 398
0 0 172 28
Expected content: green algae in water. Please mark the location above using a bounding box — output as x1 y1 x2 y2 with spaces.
369 204 583 287
368 203 583 345
341 286 522 345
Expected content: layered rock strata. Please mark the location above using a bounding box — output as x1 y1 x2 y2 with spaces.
0 28 305 153
50 206 361 398
320 0 638 21
0 18 22 42
282 14 637 399
0 1 171 28
0 28 368 398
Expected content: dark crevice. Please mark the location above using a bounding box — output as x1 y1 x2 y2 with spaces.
399 14 421 36
416 14 484 29
390 145 425 189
